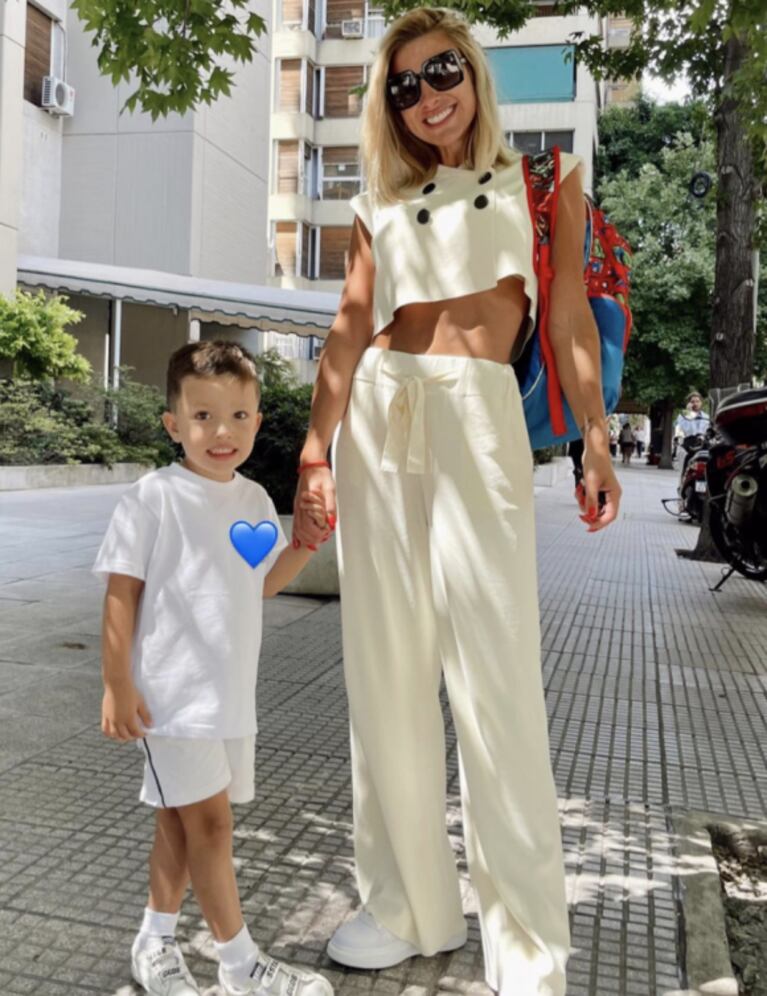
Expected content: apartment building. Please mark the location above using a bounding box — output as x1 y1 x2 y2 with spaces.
268 2 633 294
11 0 336 388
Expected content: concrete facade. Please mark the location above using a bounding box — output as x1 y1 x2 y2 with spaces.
57 1 272 283
0 0 27 294
19 0 273 285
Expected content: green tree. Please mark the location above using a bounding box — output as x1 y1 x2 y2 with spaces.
0 291 90 382
599 131 716 464
594 93 711 198
71 0 267 120
252 347 300 389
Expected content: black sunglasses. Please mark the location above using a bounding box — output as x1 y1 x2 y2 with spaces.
386 48 468 111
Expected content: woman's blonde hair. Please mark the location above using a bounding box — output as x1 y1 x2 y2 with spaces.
360 7 515 204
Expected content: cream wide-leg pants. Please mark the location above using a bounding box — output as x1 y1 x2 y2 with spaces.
332 348 570 996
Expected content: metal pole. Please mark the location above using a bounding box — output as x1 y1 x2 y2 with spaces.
110 298 122 427
111 298 122 391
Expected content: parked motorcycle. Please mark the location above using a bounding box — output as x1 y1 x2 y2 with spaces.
662 431 712 523
679 432 712 523
706 387 767 584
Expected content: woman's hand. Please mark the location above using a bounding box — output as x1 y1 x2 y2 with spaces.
577 446 622 533
292 465 336 549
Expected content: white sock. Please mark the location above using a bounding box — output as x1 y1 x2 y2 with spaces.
215 924 260 984
137 906 180 944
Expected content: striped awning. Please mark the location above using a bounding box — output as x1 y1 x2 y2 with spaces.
17 255 340 338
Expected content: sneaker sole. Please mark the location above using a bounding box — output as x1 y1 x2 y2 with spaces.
132 960 200 996
327 927 467 970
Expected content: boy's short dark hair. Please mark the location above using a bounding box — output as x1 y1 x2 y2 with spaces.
166 340 260 410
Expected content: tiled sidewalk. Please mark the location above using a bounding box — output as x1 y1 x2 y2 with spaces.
0 464 764 995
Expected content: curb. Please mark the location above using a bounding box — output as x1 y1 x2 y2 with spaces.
667 808 739 996
0 463 152 490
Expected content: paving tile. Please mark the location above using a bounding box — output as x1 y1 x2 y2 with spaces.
1 467 765 994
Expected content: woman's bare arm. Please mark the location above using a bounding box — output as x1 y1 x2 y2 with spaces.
548 168 606 441
300 216 375 464
294 215 376 543
548 168 622 530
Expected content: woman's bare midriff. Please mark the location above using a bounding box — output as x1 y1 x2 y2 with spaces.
370 273 529 365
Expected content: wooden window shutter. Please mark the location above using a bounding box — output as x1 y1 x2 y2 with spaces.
319 227 351 280
275 222 298 276
279 60 302 112
277 142 300 194
324 66 363 118
24 4 53 106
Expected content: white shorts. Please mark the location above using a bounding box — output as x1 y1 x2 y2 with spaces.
138 735 256 809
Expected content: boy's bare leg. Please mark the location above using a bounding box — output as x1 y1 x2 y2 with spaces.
148 807 189 913
176 790 243 941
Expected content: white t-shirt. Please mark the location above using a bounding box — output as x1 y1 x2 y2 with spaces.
92 463 288 739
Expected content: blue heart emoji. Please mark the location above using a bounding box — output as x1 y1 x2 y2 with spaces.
229 520 278 569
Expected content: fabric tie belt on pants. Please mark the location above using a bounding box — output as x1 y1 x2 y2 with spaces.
381 369 459 474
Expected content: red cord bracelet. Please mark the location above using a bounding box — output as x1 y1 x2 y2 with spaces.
298 460 330 475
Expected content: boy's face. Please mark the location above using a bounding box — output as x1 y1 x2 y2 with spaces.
162 374 262 483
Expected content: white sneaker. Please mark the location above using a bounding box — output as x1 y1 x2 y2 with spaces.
218 953 334 996
327 910 467 970
131 935 200 995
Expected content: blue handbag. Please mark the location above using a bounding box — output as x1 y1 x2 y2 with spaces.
513 147 633 450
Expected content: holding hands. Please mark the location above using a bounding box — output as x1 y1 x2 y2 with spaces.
293 461 337 550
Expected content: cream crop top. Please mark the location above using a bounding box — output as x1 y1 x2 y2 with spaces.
349 151 582 360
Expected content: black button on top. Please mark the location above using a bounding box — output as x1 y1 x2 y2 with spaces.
417 208 431 224
422 182 436 194
474 194 489 209
478 171 492 184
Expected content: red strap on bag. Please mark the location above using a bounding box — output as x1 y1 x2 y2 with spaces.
522 148 567 439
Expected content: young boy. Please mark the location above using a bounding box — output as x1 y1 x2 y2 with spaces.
93 341 332 996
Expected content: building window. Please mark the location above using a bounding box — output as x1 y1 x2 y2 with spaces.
319 227 351 279
324 66 365 117
277 59 302 112
486 45 576 103
305 61 315 117
321 147 361 200
510 130 574 155
366 6 386 37
273 222 298 276
280 0 304 27
276 141 300 194
301 223 320 278
323 0 384 39
24 4 53 105
276 58 323 116
279 0 321 35
302 143 320 198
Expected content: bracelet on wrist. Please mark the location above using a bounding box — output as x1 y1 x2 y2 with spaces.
298 460 330 475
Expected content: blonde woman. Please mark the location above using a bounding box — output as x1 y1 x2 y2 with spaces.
292 8 621 995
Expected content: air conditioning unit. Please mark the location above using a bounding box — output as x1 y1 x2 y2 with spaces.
42 76 75 116
341 18 364 37
311 339 324 361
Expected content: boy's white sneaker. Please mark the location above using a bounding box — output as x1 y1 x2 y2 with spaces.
218 954 333 996
131 935 201 995
327 910 467 969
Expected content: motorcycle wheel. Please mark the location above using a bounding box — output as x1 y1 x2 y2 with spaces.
681 484 701 524
709 502 767 582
